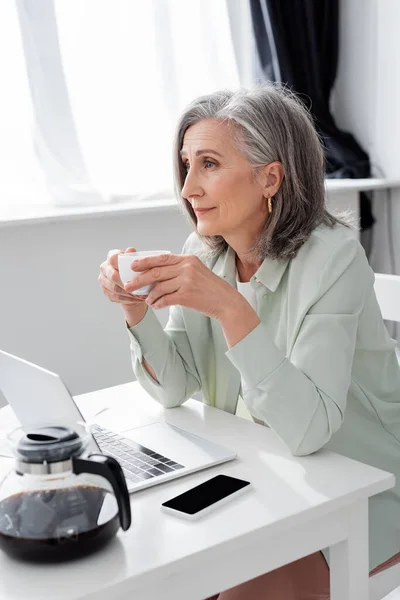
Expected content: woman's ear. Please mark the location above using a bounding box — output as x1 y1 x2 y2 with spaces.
261 161 284 197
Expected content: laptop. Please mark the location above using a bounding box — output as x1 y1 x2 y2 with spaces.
0 350 236 493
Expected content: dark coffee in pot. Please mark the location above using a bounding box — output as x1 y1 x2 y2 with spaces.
0 485 119 562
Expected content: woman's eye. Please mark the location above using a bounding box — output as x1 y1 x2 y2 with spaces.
182 159 215 172
204 160 216 169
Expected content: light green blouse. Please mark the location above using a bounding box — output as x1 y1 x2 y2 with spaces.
128 224 400 571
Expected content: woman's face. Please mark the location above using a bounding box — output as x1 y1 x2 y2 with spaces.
180 119 272 243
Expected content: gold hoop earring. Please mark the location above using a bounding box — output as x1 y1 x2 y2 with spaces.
268 196 273 214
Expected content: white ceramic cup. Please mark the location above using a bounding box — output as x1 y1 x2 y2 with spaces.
118 250 171 295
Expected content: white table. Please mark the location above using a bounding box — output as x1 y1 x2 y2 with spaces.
0 382 395 600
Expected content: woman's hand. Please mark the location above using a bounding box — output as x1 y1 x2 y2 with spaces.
98 247 148 326
124 253 244 322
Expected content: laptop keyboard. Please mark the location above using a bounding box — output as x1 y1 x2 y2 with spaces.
90 424 185 485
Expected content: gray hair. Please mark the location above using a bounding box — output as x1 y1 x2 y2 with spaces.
173 84 351 261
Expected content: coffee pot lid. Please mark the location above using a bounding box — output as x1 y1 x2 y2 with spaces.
15 426 85 464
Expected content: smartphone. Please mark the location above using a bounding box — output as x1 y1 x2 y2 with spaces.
161 474 252 520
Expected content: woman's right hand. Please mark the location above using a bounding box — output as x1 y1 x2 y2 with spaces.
98 247 147 325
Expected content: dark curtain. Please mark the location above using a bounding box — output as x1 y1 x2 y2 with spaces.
249 0 374 229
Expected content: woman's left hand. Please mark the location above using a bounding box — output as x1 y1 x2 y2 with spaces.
124 253 241 320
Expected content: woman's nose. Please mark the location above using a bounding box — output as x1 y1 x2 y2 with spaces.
181 169 203 199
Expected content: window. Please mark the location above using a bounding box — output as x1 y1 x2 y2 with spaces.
0 0 240 210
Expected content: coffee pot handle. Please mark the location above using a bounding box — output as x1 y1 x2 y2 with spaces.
72 454 131 530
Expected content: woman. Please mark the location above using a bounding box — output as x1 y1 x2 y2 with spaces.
98 85 400 599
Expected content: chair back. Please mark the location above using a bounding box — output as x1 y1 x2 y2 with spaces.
374 273 400 323
369 562 400 599
370 275 400 597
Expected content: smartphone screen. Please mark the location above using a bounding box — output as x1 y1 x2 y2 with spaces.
161 474 251 515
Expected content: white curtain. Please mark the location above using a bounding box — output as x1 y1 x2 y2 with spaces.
0 0 240 208
0 1 48 208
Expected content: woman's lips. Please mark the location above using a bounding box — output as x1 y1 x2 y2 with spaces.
194 207 215 216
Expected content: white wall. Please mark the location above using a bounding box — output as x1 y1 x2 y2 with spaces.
333 0 400 275
0 206 190 407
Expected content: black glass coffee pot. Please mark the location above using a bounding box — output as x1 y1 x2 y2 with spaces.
0 426 131 562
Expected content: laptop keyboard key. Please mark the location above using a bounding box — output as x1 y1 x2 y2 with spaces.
137 471 154 480
138 446 155 456
125 450 144 459
101 445 116 455
138 454 155 465
141 457 159 466
147 467 165 477
153 463 174 473
127 466 143 475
